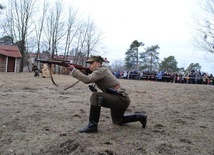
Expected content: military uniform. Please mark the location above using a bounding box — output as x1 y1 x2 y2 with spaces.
70 56 147 133
72 65 131 124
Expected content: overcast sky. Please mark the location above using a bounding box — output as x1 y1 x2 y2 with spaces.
66 0 214 73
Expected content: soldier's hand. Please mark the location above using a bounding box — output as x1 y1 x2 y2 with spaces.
67 64 75 71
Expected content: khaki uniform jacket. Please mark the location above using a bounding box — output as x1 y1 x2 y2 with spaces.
72 66 130 124
71 66 128 95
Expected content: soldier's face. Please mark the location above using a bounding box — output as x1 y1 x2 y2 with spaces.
89 61 101 71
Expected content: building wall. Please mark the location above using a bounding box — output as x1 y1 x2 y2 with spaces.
0 54 6 72
0 54 21 72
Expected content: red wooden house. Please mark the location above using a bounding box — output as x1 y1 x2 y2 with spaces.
0 45 22 72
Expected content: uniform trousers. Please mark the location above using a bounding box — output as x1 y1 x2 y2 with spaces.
90 92 130 124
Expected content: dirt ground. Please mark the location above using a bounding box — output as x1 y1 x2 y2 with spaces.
0 72 214 155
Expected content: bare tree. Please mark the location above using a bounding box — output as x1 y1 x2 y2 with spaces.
84 18 102 58
43 1 65 58
73 18 103 65
34 0 48 59
2 0 36 72
63 8 79 60
1 0 104 69
193 0 214 59
73 21 88 64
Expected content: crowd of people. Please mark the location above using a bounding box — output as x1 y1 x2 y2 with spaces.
112 70 214 85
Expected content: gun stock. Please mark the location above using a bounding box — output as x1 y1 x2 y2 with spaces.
35 59 91 75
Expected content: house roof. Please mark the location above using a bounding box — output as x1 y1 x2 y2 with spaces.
0 45 22 58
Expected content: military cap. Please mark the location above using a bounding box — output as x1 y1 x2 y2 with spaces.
85 55 105 63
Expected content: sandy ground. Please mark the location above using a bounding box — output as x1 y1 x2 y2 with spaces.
0 72 214 155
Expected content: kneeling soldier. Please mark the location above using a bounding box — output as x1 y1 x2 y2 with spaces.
68 56 147 133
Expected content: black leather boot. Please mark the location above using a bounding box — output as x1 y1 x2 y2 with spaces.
120 113 147 128
79 105 101 133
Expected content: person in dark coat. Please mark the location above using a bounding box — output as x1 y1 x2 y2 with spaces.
32 64 39 77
